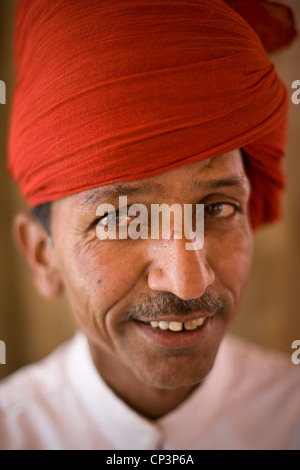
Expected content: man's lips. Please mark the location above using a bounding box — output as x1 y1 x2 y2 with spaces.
133 315 215 349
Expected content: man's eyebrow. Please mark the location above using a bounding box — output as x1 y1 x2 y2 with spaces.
84 181 165 204
192 176 250 193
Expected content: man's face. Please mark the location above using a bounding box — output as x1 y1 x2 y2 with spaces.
50 150 252 389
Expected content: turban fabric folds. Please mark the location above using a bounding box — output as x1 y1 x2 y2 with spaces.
8 0 296 228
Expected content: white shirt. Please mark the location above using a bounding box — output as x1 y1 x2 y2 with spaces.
0 333 299 450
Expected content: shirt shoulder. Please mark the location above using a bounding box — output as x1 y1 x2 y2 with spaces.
0 336 80 450
220 335 300 449
0 339 72 412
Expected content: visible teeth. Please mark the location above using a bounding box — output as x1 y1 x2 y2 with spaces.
158 321 169 330
184 320 198 330
196 318 205 327
149 318 206 332
169 321 183 332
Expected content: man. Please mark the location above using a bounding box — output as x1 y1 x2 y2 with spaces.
0 0 299 450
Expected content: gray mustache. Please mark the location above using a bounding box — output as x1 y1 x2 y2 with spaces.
123 290 225 321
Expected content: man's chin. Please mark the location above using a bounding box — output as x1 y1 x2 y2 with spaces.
135 362 216 391
129 339 222 390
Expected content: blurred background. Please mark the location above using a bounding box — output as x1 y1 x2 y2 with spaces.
0 0 299 380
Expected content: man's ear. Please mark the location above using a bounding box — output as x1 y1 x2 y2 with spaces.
13 212 64 298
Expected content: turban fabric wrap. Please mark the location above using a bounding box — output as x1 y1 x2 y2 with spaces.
8 0 297 228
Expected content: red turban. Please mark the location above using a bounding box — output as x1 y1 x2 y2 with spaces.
8 0 296 228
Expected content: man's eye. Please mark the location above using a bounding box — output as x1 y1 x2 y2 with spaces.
205 203 238 218
98 212 130 227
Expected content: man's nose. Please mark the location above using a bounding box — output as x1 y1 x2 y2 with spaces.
146 238 215 300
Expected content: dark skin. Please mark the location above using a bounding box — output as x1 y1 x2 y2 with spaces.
14 150 253 419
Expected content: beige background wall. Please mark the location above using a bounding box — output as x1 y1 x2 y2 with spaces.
0 0 299 380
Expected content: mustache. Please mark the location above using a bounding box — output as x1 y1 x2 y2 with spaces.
123 290 225 321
